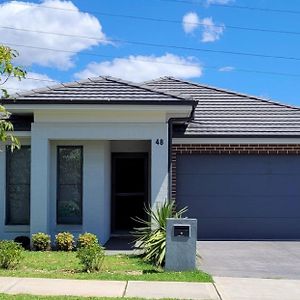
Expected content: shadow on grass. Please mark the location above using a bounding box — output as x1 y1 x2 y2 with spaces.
142 269 161 274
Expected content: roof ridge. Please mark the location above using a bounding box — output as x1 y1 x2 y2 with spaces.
142 76 172 85
148 76 300 111
102 76 193 101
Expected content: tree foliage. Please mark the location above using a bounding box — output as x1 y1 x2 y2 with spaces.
0 45 26 150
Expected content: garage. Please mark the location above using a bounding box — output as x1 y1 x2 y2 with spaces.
176 154 300 240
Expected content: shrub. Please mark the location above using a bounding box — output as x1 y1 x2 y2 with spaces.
32 232 51 251
77 233 99 249
55 232 74 251
76 244 105 272
0 240 23 269
132 200 187 267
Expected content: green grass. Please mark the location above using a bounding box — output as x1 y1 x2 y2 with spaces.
0 295 174 300
0 251 211 282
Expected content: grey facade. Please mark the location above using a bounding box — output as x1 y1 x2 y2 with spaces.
2 76 300 241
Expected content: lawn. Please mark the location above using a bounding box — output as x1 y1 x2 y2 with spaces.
0 295 173 300
0 251 211 282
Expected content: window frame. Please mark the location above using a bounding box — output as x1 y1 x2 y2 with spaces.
5 145 31 226
56 145 83 225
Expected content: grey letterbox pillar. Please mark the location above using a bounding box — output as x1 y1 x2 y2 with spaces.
165 218 197 271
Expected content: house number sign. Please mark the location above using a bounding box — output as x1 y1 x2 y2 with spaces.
156 139 164 145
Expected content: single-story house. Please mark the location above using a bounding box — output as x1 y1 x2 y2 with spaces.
1 76 300 243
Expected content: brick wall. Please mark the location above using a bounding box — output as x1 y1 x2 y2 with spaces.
171 143 300 199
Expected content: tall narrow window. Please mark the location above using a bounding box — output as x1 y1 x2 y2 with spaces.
6 146 31 225
57 146 83 225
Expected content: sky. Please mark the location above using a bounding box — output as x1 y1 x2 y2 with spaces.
1 0 300 106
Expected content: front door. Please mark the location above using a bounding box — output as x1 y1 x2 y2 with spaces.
111 153 148 233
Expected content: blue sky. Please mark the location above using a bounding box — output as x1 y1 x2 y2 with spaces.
1 0 300 106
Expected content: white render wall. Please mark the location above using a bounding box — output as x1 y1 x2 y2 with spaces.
0 106 173 243
29 121 168 244
49 140 111 244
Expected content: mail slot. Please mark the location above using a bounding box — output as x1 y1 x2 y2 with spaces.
173 225 190 237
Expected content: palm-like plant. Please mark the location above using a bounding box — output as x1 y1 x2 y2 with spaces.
132 200 187 267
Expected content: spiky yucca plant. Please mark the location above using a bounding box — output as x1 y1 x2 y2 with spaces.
132 201 187 267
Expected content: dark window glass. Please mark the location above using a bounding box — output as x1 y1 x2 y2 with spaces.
57 146 83 225
6 146 31 225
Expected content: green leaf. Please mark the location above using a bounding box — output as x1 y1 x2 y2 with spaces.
0 45 25 152
132 200 187 267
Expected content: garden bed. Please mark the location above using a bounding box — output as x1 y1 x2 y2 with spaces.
0 251 211 282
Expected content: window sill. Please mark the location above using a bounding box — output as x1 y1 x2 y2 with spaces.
4 225 30 233
55 224 82 232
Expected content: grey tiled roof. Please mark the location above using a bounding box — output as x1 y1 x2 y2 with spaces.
4 76 193 105
143 77 300 137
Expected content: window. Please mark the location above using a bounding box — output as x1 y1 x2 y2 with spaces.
57 146 83 225
6 146 31 225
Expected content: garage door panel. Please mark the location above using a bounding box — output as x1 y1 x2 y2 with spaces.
176 154 300 239
177 195 300 218
177 174 300 196
197 218 300 240
177 155 300 175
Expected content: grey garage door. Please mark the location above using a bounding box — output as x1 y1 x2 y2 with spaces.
176 155 300 240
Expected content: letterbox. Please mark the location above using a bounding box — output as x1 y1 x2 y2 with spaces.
173 224 190 237
165 218 197 271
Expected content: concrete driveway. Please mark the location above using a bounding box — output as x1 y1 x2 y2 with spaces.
197 241 300 279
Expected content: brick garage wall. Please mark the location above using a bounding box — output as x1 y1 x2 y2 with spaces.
171 144 300 199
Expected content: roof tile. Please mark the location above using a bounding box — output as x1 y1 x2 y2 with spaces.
144 77 300 136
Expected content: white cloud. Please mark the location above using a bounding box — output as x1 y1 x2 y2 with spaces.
182 12 224 42
75 53 202 82
207 0 233 4
201 17 224 42
2 72 58 95
182 12 200 34
0 0 108 70
218 66 235 72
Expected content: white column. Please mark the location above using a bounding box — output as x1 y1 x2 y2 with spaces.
30 126 50 236
151 127 169 208
83 141 111 244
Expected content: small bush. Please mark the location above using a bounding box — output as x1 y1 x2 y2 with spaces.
76 244 105 272
55 232 74 251
32 232 51 251
0 240 23 269
77 233 99 249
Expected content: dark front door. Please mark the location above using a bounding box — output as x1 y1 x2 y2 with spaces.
111 153 148 232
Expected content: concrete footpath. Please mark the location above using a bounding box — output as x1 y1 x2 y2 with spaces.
1 276 300 299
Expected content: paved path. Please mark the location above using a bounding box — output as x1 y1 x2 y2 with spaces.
0 277 219 299
214 276 300 300
197 241 300 279
1 276 300 299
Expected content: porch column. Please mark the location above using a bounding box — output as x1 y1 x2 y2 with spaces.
151 135 169 207
30 126 50 236
83 141 111 244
